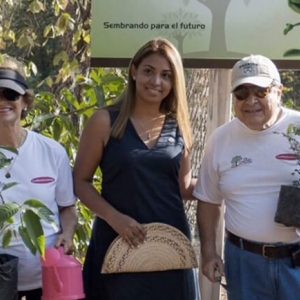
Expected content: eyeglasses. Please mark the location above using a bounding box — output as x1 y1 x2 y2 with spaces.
0 88 21 101
233 84 274 101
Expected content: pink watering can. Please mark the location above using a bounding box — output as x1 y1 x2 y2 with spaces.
40 247 85 300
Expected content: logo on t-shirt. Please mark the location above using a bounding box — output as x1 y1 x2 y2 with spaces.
231 155 252 168
276 153 298 161
31 176 55 184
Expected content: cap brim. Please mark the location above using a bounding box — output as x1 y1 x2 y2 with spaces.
0 79 26 95
231 77 273 92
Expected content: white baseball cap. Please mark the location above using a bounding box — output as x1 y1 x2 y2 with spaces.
231 55 281 91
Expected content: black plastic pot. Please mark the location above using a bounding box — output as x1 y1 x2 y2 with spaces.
0 254 18 300
275 185 300 227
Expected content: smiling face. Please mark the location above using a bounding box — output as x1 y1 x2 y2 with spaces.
0 88 26 125
131 53 173 106
233 83 283 130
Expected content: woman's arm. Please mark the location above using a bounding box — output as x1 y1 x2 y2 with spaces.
178 149 198 200
73 109 146 247
56 205 78 253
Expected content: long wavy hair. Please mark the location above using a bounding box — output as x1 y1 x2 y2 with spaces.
109 37 193 151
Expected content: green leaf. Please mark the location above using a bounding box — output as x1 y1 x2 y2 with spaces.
2 182 19 191
0 215 13 233
0 202 20 222
0 147 18 154
18 226 37 256
283 49 300 57
22 199 56 228
23 199 54 213
0 152 13 169
2 228 12 248
289 0 300 13
31 114 55 130
53 51 69 66
28 0 45 13
22 209 45 257
95 85 106 107
28 207 58 231
16 35 31 49
52 118 63 141
56 13 72 34
284 23 294 35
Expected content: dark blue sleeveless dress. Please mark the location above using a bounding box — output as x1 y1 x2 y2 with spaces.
83 111 200 300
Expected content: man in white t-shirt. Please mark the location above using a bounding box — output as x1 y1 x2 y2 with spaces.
193 55 300 300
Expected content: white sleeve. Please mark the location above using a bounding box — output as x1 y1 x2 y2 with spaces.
55 147 76 206
193 132 223 204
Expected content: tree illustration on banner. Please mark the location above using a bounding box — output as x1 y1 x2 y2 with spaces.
158 9 203 54
183 0 252 57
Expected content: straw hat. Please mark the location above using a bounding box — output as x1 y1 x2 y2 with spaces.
101 222 198 274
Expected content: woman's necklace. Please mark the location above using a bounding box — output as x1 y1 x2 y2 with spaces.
3 130 26 179
132 115 162 141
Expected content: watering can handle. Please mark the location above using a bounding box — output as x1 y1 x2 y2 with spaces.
52 266 63 293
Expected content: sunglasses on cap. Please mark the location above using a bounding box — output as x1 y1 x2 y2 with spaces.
0 88 21 101
233 84 274 101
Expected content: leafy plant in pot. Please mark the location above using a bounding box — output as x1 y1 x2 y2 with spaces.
0 146 56 300
275 123 300 227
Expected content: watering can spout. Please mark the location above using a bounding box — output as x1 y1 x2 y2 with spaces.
41 247 85 300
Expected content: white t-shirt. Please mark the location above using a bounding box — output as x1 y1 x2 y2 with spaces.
193 107 300 243
0 129 76 291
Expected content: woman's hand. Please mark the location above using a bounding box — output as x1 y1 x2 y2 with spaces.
110 214 147 248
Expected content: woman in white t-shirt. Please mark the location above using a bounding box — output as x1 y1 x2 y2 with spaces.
0 54 78 300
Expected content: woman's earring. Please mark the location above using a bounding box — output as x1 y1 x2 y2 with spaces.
133 76 136 80
23 107 27 111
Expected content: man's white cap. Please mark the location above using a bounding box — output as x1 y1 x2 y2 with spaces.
231 55 281 91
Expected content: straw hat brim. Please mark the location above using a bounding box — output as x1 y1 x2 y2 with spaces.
101 222 198 274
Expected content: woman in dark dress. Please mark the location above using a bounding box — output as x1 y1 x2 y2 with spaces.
73 38 200 300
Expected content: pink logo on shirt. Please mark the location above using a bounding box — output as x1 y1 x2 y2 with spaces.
276 154 298 161
31 177 55 184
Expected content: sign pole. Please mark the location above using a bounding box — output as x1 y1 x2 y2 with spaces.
199 69 232 300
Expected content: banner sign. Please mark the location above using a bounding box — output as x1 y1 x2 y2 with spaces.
91 0 300 69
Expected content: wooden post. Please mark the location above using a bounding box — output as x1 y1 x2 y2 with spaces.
199 69 232 300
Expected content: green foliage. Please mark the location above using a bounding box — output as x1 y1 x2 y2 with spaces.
0 147 56 258
25 67 126 262
289 0 300 13
22 65 125 261
280 70 300 110
276 123 300 187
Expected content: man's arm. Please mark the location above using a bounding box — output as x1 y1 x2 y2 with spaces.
197 200 224 282
55 205 78 253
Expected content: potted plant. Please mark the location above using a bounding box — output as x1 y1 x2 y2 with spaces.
274 123 300 227
0 146 56 300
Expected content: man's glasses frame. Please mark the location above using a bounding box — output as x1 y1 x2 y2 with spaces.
232 84 275 101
